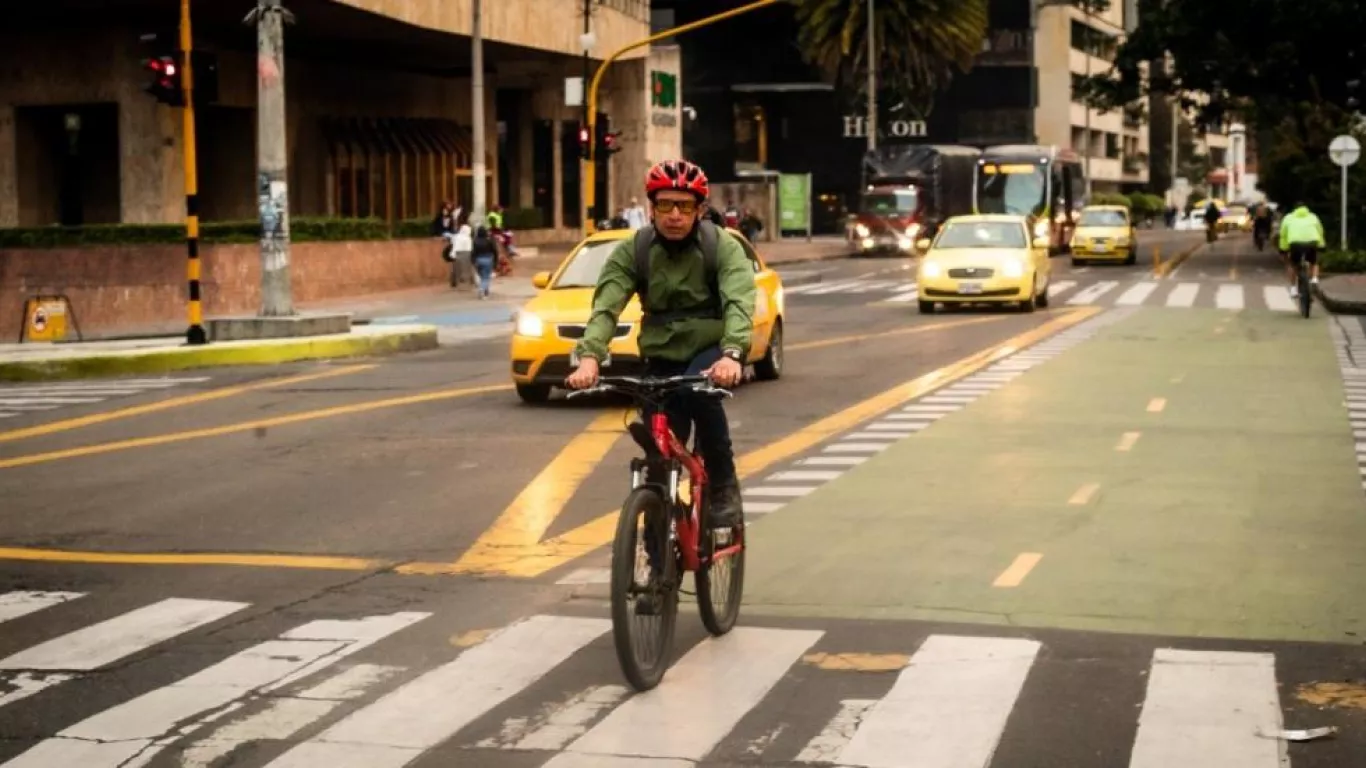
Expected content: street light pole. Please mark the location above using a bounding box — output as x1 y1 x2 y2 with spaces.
250 0 294 317
866 0 876 152
1082 3 1093 197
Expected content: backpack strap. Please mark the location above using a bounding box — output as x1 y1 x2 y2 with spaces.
637 221 724 328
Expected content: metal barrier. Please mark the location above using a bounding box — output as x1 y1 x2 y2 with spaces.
17 294 83 343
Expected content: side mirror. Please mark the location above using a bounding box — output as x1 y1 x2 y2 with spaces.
1032 237 1050 249
915 238 932 252
532 271 551 289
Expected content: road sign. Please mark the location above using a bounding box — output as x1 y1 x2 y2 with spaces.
1330 135 1361 250
1330 134 1360 167
22 296 70 343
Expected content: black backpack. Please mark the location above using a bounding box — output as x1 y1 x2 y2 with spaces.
632 221 722 327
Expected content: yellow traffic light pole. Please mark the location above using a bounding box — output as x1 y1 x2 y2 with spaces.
180 0 207 344
582 0 780 237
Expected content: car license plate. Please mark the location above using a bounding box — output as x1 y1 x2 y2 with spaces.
876 236 896 246
959 282 983 295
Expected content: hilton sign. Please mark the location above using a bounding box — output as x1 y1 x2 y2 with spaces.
842 115 928 139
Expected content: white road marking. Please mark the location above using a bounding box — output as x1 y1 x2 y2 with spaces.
836 635 1041 768
262 615 610 768
1215 284 1244 310
0 591 83 625
1116 281 1159 305
1166 283 1198 307
1128 649 1286 768
1065 281 1119 304
553 627 823 763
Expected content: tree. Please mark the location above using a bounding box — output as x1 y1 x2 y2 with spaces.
1081 0 1366 130
791 0 989 117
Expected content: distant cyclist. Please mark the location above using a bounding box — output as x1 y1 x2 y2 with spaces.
1278 202 1326 299
1251 201 1274 249
564 159 756 528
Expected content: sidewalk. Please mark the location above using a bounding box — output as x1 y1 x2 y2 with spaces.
0 234 846 381
739 306 1366 643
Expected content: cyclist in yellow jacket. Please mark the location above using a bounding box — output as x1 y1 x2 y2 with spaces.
1278 203 1326 300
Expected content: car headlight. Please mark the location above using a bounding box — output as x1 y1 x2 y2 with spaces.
861 237 875 249
920 261 943 278
898 237 914 251
906 223 921 238
515 312 544 338
1115 237 1130 246
1034 220 1049 238
855 223 870 237
1001 258 1025 278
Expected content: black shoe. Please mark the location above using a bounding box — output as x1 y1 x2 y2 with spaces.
708 481 743 529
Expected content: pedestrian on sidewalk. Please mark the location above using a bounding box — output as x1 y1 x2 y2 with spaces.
449 218 473 288
470 225 499 299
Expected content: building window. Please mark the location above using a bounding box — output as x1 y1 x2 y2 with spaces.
1070 20 1116 61
1106 132 1121 159
1071 73 1087 103
320 117 482 223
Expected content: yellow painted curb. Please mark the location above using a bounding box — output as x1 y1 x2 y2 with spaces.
1155 239 1207 278
0 327 439 382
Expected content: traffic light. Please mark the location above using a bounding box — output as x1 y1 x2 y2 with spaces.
143 53 184 106
595 119 622 159
578 124 591 160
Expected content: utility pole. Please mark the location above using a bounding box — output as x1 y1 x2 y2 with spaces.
866 0 876 152
1082 3 1092 197
471 0 487 226
582 0 593 226
180 0 207 344
249 0 294 316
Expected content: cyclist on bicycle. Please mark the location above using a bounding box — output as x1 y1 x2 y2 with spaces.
1277 202 1326 299
1252 201 1274 245
564 159 756 529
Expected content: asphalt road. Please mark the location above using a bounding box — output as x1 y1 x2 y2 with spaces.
5 229 1363 767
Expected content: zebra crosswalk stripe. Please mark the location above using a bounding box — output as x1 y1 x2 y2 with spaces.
0 377 211 420
263 614 610 768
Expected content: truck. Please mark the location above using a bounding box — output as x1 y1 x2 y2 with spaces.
849 144 981 256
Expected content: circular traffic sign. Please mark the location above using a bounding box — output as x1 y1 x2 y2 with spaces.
31 308 46 332
1330 134 1361 167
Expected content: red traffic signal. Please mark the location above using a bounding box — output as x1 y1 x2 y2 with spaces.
143 54 184 106
578 125 591 159
602 130 622 155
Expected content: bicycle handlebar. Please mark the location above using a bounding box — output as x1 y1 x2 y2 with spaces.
565 374 733 401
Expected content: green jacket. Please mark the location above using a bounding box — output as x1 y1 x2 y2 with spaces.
1278 206 1325 250
574 229 757 364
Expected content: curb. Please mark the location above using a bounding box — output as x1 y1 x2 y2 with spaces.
1315 284 1366 314
0 327 439 382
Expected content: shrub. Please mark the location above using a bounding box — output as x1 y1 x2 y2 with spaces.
1321 249 1366 274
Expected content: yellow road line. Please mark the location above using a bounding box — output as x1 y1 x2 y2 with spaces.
449 410 629 572
0 382 512 470
0 365 374 444
802 652 909 671
1068 483 1100 505
992 552 1043 587
1115 431 1141 452
787 314 1011 352
404 306 1104 578
1147 397 1167 413
0 546 383 570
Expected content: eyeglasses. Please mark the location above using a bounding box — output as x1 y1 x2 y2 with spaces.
653 199 698 215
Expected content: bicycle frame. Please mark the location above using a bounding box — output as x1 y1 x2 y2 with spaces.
645 411 743 573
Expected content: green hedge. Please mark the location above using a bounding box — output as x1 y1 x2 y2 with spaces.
1 208 554 249
1322 250 1366 274
0 217 402 249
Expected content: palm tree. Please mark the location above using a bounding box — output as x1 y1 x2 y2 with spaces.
792 0 989 117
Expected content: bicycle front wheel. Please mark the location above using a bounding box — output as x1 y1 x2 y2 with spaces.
610 486 679 692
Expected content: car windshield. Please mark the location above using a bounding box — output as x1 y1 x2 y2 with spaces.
935 221 1028 249
1078 209 1128 227
552 241 619 288
861 190 918 215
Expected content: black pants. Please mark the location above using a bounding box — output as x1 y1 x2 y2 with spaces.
642 346 737 488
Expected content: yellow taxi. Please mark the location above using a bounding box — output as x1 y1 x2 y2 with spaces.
509 227 787 403
1069 204 1138 265
1218 203 1252 233
914 214 1051 314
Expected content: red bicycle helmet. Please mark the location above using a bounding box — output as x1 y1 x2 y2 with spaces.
645 159 710 201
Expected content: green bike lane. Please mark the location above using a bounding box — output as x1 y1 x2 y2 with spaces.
743 306 1366 644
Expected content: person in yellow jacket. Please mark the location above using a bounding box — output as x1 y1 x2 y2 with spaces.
1278 202 1326 299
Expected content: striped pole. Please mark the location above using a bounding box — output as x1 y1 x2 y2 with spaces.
181 0 207 345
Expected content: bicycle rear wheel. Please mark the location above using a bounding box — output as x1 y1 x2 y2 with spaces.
696 508 745 636
610 486 679 692
1299 264 1312 318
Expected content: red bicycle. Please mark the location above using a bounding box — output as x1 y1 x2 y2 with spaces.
568 374 747 691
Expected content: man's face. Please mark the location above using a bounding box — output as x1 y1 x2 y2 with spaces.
651 190 702 240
